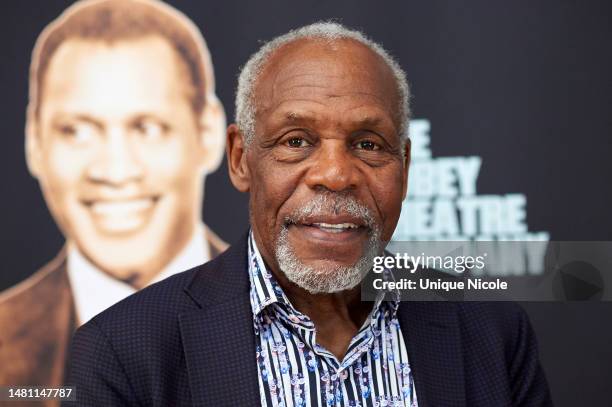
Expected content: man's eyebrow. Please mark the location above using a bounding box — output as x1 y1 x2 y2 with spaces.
354 116 385 128
282 111 318 124
272 111 394 132
278 111 384 124
53 113 105 130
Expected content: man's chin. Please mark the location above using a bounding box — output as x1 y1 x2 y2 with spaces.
75 236 167 279
281 263 369 294
84 254 152 280
293 258 364 274
275 245 374 294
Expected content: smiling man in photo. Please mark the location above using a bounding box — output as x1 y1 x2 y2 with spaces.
0 0 226 389
67 22 552 406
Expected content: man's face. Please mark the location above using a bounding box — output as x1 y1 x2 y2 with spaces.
28 36 210 284
238 39 409 292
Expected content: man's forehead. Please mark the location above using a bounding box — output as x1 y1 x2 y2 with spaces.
46 35 181 75
254 38 400 122
40 36 194 113
35 36 201 120
259 38 394 88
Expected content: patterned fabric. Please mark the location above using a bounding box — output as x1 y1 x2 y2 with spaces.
248 232 418 407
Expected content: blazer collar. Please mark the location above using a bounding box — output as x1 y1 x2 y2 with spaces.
183 230 250 308
179 231 261 406
397 302 467 407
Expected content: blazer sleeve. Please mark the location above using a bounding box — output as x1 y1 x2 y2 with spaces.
63 320 139 406
509 306 553 407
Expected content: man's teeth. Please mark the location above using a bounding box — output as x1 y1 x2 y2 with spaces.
311 222 359 232
90 199 153 215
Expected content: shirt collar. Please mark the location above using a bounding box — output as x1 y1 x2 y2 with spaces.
67 223 210 325
247 230 400 330
247 231 295 317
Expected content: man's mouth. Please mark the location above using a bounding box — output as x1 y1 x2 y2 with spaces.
287 215 369 243
88 198 156 216
303 222 361 233
81 196 159 234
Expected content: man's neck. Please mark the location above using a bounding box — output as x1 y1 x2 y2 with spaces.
270 266 373 361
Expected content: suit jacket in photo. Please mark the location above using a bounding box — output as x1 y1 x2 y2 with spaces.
66 231 553 406
0 225 227 406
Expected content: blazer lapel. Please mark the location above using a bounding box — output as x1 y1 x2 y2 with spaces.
179 297 260 406
397 302 467 407
179 232 260 406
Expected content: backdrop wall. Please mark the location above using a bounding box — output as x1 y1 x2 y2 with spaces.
1 1 610 405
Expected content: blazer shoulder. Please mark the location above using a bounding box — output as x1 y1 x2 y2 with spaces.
0 249 67 305
67 236 249 405
453 301 535 360
67 264 209 391
90 266 198 329
455 301 528 332
454 302 552 405
86 246 232 334
0 250 74 387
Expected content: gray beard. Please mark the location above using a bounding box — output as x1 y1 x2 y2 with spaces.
274 193 383 294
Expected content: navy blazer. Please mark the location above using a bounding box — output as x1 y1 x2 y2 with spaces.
66 232 552 406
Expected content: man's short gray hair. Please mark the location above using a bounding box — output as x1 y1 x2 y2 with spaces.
235 21 410 146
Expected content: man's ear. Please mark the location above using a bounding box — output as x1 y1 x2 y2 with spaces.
401 137 411 200
226 123 250 192
198 95 226 173
25 113 42 178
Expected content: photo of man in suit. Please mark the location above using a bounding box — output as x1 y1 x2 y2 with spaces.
68 22 552 406
0 0 227 390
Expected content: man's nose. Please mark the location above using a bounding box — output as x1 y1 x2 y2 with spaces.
87 126 144 185
304 140 360 192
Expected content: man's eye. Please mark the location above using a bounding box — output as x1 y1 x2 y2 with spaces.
133 119 167 140
355 140 380 151
57 123 97 143
58 124 76 136
286 137 311 148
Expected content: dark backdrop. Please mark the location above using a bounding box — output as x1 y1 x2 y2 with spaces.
1 1 610 405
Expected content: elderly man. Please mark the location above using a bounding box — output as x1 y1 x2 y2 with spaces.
0 0 227 390
67 22 552 406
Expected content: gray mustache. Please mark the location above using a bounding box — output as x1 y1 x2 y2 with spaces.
285 194 375 229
